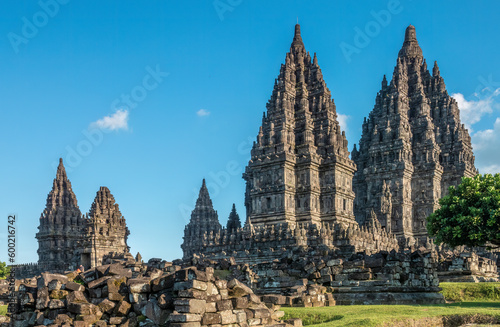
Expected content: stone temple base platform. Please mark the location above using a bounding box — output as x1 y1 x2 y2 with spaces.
189 248 446 306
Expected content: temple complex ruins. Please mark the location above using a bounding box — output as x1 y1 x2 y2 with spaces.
15 159 130 278
181 25 498 285
10 25 499 311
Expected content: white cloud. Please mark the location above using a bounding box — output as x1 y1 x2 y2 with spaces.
337 113 350 133
472 117 500 174
197 109 210 117
90 109 129 131
452 88 500 130
480 164 500 175
473 117 500 150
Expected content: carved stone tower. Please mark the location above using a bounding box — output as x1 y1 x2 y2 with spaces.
243 24 356 227
352 25 477 241
36 159 85 271
79 187 130 268
182 179 222 259
226 204 241 232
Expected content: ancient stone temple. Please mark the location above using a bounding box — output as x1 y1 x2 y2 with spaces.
352 25 477 241
243 24 356 227
16 160 131 278
227 203 242 231
181 180 223 259
183 179 222 239
36 159 86 272
77 186 130 269
182 25 399 264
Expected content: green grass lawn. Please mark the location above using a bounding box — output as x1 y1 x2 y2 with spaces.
440 282 500 302
0 305 6 316
282 302 500 327
282 283 500 327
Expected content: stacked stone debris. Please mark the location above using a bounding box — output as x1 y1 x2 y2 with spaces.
437 248 499 282
9 257 299 327
188 247 444 306
352 25 477 242
0 280 8 305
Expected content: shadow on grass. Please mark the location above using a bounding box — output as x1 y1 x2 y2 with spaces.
285 313 344 326
444 302 500 308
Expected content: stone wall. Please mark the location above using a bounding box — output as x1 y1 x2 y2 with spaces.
188 247 445 306
437 249 499 282
183 222 399 264
10 263 48 280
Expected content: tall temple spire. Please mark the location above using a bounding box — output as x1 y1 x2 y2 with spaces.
182 179 222 259
226 203 241 231
398 25 423 59
48 158 79 208
243 24 356 226
196 178 214 209
36 158 84 270
353 25 476 241
89 187 126 223
83 186 129 268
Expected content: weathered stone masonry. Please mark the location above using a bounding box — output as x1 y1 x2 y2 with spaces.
9 256 297 327
243 24 356 228
352 25 477 241
14 159 130 279
182 24 498 289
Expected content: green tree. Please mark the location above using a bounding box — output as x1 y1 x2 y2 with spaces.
0 261 11 279
427 173 500 249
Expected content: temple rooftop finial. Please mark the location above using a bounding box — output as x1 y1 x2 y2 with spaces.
398 24 423 59
291 24 304 50
433 61 440 77
55 157 69 183
196 178 213 208
404 24 417 42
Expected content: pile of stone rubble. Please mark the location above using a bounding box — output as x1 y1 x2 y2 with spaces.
7 256 300 327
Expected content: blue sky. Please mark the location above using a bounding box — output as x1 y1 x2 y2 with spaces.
1 1 500 264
